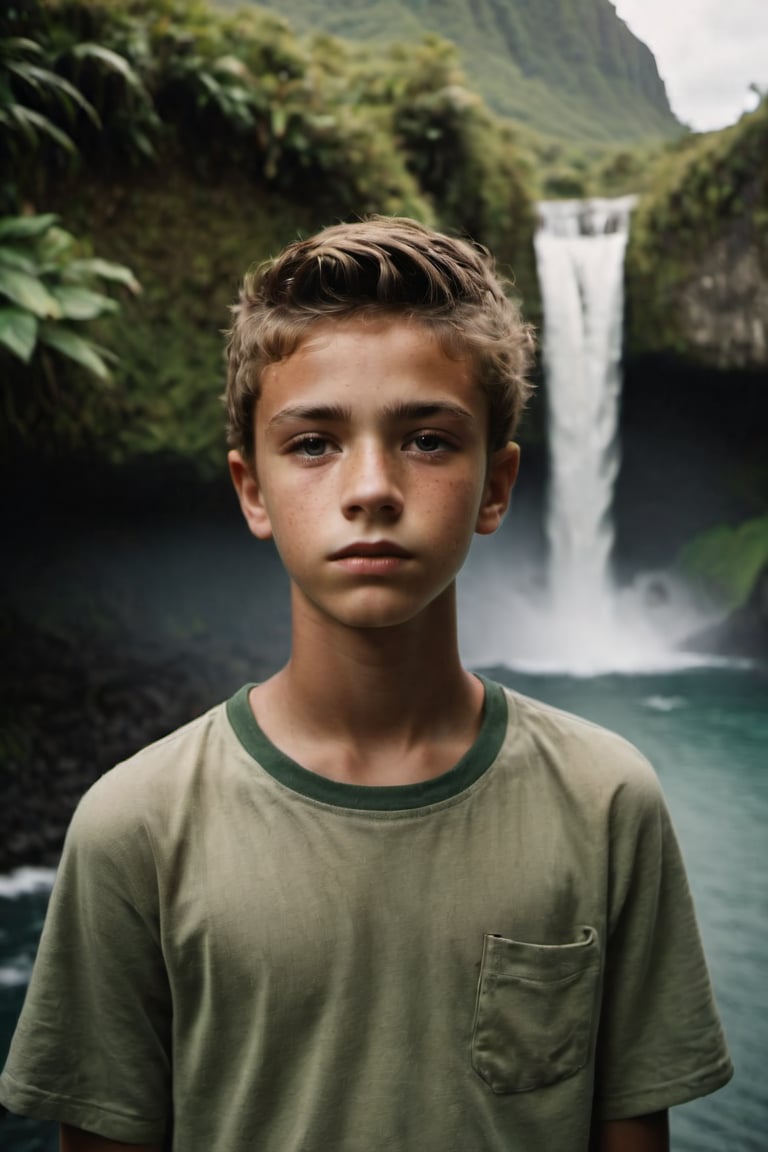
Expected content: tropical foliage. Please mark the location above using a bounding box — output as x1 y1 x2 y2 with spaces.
0 212 138 371
626 96 768 357
678 515 768 610
0 34 96 166
0 15 144 454
2 0 537 470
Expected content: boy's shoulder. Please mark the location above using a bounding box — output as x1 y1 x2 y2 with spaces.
499 682 663 809
71 695 237 844
504 682 648 761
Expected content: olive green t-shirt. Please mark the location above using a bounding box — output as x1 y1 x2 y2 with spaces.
0 680 732 1150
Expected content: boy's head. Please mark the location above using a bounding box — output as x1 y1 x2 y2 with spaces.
225 216 534 462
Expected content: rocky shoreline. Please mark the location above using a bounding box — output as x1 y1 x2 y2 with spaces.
0 613 275 875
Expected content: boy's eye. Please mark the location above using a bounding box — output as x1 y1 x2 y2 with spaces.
293 436 330 457
410 432 451 453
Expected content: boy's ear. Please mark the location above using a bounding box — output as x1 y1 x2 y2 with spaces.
228 450 273 540
475 442 520 536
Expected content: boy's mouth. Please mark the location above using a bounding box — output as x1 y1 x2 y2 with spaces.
329 541 412 560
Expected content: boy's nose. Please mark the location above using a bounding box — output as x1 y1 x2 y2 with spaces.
341 444 404 519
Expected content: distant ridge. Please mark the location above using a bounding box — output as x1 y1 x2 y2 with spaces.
235 0 681 143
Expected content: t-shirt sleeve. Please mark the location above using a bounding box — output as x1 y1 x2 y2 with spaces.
0 775 173 1144
593 759 733 1120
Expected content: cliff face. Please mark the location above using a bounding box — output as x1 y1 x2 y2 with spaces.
626 100 768 371
619 105 768 647
678 221 768 370
236 0 681 143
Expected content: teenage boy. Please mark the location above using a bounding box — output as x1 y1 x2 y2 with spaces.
1 217 732 1151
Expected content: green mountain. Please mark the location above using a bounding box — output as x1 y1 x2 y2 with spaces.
233 0 681 143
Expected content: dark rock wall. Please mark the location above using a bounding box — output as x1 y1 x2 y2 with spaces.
613 354 767 576
678 223 768 370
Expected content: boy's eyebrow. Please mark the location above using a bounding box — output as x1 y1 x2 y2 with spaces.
266 401 477 429
267 403 351 428
382 401 477 424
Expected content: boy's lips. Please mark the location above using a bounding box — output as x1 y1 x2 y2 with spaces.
329 541 412 560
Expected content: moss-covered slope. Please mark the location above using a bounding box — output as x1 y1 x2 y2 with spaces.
626 99 768 368
230 0 681 143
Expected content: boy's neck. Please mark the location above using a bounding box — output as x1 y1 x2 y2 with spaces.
248 586 485 786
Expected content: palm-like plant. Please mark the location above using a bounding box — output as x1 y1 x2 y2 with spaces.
0 30 141 399
0 212 139 380
55 39 158 162
0 34 100 158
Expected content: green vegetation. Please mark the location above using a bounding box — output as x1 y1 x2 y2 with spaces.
0 214 140 450
235 0 681 145
626 97 768 357
623 97 768 613
0 31 97 186
0 19 143 447
511 130 673 201
0 212 138 378
678 516 768 609
2 0 536 472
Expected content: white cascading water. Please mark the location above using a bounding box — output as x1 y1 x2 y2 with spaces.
535 197 633 658
459 196 725 674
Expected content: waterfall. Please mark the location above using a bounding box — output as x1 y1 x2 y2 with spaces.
458 196 726 674
534 196 635 652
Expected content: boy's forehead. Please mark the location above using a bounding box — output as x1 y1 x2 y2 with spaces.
284 314 435 356
263 315 477 388
256 317 484 423
264 317 476 393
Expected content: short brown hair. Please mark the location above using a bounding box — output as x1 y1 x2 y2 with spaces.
225 216 534 460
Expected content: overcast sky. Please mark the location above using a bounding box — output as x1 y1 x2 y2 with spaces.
612 0 768 131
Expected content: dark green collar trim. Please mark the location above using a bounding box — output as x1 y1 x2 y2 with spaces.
226 677 507 811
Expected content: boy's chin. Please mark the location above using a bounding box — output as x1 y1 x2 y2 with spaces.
294 586 457 633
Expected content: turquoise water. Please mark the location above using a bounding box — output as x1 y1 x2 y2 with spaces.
1 667 766 1151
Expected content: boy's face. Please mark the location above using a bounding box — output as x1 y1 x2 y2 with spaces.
229 317 518 632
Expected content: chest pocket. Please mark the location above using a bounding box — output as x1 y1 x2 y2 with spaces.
471 926 600 1093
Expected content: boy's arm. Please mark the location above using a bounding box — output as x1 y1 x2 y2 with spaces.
592 1111 669 1152
61 1124 162 1151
